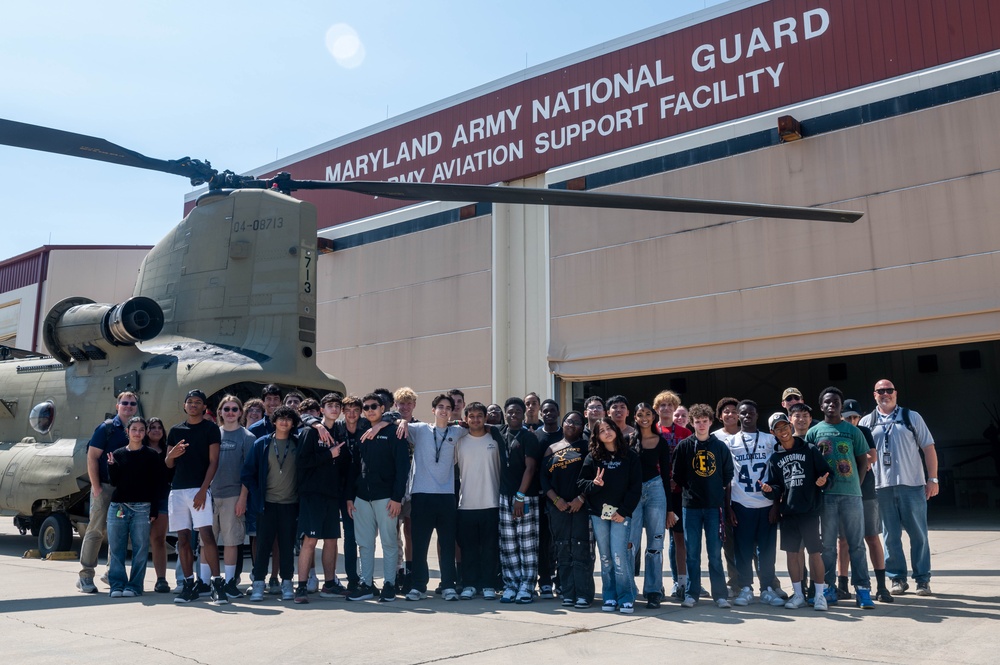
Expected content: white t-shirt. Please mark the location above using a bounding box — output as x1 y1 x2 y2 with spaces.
455 433 500 510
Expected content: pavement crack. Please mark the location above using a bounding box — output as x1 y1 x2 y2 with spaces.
3 615 210 664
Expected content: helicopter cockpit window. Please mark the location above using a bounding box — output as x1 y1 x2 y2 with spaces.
29 400 55 434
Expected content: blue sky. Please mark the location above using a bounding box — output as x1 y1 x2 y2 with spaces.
1 0 727 258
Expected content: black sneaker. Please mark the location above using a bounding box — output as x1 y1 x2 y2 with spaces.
646 592 662 609
343 580 359 597
380 582 396 602
196 580 211 595
294 585 310 604
836 586 853 601
347 583 374 601
211 578 228 605
174 579 196 604
154 578 171 593
320 580 346 598
875 587 894 603
224 578 244 599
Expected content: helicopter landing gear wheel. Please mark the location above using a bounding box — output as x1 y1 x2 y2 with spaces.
38 513 73 556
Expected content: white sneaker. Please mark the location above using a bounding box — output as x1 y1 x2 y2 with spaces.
619 602 634 614
813 592 828 611
515 584 533 604
76 577 97 594
280 579 294 601
405 588 427 601
734 586 753 606
442 588 459 601
306 570 319 594
100 571 110 586
681 595 697 608
483 588 497 601
122 589 138 598
500 588 517 603
785 593 807 609
715 598 732 609
761 587 786 607
249 580 265 602
460 586 476 600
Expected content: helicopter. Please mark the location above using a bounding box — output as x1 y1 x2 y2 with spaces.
0 118 862 555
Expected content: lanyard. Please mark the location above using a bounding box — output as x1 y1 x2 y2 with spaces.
273 437 293 472
876 407 898 451
740 431 760 460
433 426 449 464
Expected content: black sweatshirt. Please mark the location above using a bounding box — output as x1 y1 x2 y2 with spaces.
762 437 830 516
108 445 165 517
297 426 352 498
671 434 734 509
540 440 587 501
578 448 642 518
349 426 410 503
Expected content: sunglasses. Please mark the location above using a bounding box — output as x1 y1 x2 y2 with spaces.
221 406 240 413
362 403 381 411
876 388 896 395
783 395 802 402
119 401 138 406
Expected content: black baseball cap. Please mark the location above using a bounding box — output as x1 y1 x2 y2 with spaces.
185 389 208 402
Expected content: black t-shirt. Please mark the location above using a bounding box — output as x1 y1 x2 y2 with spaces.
167 419 221 490
493 425 543 496
109 445 165 516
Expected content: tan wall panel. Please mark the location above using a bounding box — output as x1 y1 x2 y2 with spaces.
548 92 1000 379
317 328 492 404
315 214 493 399
44 249 149 307
319 216 492 298
550 91 1000 258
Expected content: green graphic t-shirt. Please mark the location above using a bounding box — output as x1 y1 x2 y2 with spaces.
805 420 868 496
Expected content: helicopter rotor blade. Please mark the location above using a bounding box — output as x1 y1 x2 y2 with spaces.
0 118 218 185
283 179 863 223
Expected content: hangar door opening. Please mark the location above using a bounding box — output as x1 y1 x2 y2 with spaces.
568 340 1000 515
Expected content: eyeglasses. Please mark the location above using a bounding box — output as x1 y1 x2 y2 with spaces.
875 388 896 395
362 403 381 411
221 407 240 413
119 401 137 406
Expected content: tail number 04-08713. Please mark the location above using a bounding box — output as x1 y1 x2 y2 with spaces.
303 254 312 294
232 217 284 232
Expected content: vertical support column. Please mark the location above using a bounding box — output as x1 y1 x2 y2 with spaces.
491 176 551 402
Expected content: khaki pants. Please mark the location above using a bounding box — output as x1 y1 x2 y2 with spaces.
79 483 113 579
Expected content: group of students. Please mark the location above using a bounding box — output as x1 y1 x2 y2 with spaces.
83 382 928 616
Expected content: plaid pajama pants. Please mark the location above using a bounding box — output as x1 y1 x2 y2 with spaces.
498 495 539 591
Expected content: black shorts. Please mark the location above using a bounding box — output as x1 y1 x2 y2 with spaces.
298 493 341 539
779 512 822 554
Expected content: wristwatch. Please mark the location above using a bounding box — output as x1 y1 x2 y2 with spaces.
928 477 939 484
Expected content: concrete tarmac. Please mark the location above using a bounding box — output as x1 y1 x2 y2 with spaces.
1 514 997 665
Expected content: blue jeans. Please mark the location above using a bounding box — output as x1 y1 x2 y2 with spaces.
591 515 635 606
683 507 727 600
629 478 667 596
731 502 777 592
107 502 151 594
821 494 870 588
876 484 931 584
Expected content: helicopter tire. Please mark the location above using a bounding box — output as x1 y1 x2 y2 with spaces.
38 513 73 556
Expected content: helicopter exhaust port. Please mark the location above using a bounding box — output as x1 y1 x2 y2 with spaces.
42 296 165 365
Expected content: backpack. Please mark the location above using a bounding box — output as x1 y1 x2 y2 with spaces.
865 407 916 439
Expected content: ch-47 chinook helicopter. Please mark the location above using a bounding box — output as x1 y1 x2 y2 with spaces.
0 118 862 555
